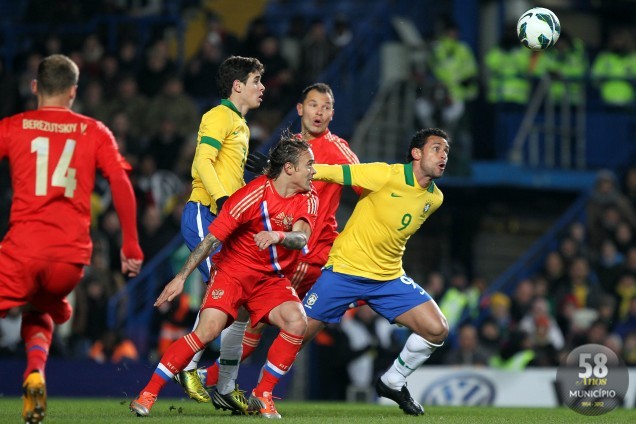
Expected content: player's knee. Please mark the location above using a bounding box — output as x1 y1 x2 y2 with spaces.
428 315 449 344
193 319 223 344
280 309 307 336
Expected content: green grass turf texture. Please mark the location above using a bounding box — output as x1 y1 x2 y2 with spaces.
0 398 633 423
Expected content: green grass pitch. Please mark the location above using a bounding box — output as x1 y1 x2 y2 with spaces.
1 398 634 423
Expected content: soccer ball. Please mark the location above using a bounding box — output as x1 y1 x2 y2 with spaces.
517 7 561 51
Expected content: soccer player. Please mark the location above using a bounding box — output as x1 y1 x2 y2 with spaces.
176 55 264 406
129 134 318 419
0 54 144 424
200 82 361 398
302 128 450 416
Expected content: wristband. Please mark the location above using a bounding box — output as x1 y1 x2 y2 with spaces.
276 231 286 243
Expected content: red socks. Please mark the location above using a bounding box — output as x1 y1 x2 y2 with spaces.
253 330 303 396
144 332 204 396
21 312 53 380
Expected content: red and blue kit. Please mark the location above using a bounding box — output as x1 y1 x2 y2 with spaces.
202 175 318 324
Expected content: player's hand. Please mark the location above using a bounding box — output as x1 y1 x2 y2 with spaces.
253 230 281 250
154 277 186 307
120 247 143 277
245 151 269 174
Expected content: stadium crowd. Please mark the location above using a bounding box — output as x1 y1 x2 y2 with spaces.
1 0 636 402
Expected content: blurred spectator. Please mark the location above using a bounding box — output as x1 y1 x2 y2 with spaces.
240 16 271 58
137 40 178 97
614 274 636 322
417 19 478 175
510 278 536 323
555 256 603 311
17 52 43 109
74 79 111 123
591 28 636 108
622 166 636 210
478 317 502 359
587 169 636 252
109 110 144 165
256 34 296 113
331 14 354 50
299 18 337 86
89 330 139 363
423 271 445 302
118 39 141 75
107 74 150 139
138 204 179 261
438 266 470 331
444 323 490 366
98 54 122 101
623 331 636 366
155 291 196 356
71 276 113 357
527 315 561 366
183 37 224 104
485 292 514 342
81 34 106 79
595 239 625 294
613 221 634 255
518 297 565 351
484 23 532 105
0 307 22 356
489 330 535 370
540 251 568 295
544 31 588 107
145 75 199 138
279 14 305 71
340 306 399 389
204 12 240 56
0 59 21 118
144 117 186 171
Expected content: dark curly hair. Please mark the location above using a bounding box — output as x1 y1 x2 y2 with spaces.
216 56 264 98
265 129 311 179
406 128 450 162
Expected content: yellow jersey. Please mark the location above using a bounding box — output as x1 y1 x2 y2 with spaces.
313 162 443 280
189 99 249 214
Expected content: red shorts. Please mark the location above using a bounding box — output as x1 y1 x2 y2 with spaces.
202 265 301 327
0 247 84 324
289 260 323 301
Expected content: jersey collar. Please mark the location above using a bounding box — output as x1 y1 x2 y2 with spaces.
404 162 435 192
221 99 243 118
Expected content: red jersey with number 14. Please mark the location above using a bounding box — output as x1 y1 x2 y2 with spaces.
209 174 318 275
0 107 132 264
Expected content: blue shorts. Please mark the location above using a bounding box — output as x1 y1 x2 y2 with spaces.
303 267 432 324
180 201 222 282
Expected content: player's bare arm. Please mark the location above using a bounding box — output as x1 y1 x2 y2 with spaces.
154 233 221 307
253 218 311 250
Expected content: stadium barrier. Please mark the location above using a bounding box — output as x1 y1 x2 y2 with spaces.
378 366 636 408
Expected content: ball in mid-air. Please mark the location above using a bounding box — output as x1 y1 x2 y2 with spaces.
517 7 561 51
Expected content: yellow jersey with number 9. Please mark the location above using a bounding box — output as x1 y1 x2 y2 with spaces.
313 162 443 280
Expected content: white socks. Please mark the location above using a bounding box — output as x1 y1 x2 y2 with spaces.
217 319 248 394
381 334 442 390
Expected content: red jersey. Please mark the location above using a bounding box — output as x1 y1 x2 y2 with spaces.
209 174 318 275
305 130 359 266
0 107 133 264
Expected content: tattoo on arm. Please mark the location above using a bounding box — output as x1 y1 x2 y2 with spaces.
179 233 220 278
280 231 308 250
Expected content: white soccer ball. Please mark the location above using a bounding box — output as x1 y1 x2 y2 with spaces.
517 7 561 51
